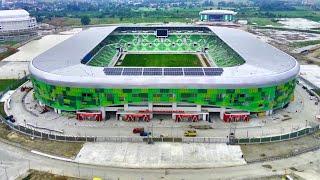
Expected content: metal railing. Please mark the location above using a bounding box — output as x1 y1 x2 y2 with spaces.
233 125 319 145
247 145 320 163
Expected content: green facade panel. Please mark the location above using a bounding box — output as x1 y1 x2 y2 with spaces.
31 77 296 112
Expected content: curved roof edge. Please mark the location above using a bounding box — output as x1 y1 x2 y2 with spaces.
29 25 299 89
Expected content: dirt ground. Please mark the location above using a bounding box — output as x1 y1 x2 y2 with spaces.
241 131 320 162
18 169 81 180
0 123 83 158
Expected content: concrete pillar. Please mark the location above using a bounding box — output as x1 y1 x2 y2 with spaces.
172 102 177 110
57 109 61 114
220 108 226 120
196 105 201 112
124 104 129 111
202 113 207 121
148 103 153 119
100 107 106 119
266 110 273 116
172 103 177 120
148 103 153 111
172 113 175 120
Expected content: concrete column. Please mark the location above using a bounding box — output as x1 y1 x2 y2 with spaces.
172 103 177 120
266 110 273 116
220 108 226 120
172 102 177 110
202 113 207 121
196 105 201 112
148 103 153 119
124 104 129 111
148 103 153 111
100 107 106 119
57 109 61 114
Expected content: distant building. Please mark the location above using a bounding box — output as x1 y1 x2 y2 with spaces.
0 9 37 41
199 10 237 23
302 0 316 6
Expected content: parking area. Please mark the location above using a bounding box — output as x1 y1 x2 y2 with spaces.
75 142 246 168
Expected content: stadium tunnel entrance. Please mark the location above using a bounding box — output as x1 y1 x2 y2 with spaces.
91 103 254 122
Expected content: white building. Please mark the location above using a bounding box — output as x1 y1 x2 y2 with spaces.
197 10 238 26
199 10 237 22
0 9 37 41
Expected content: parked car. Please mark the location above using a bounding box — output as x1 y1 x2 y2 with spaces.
8 118 15 123
5 115 13 120
133 127 144 134
140 131 150 137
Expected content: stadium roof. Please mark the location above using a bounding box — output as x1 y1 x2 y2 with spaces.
199 10 237 15
30 25 299 89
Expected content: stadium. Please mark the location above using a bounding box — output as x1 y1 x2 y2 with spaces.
29 25 299 122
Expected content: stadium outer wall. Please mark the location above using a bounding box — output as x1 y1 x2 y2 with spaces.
31 77 296 113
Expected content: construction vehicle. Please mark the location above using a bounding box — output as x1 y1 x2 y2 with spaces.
184 130 197 137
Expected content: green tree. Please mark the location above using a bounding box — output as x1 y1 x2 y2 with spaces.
81 16 91 25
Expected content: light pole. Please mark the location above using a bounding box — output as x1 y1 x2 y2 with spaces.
4 166 8 180
306 120 308 128
77 160 80 177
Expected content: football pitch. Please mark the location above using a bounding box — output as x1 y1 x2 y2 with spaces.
119 53 202 67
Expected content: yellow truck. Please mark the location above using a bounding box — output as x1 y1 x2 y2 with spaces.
184 130 197 137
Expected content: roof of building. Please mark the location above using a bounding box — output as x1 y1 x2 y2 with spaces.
29 25 299 89
199 10 237 15
0 9 29 18
299 65 320 89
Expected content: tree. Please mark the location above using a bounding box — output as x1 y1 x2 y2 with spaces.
81 16 91 26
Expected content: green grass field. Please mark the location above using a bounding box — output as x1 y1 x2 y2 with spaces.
0 79 17 92
119 54 202 67
290 40 320 48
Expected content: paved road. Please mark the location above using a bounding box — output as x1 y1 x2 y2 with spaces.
1 139 320 180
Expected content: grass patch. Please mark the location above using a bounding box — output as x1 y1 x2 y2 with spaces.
0 122 83 158
0 48 18 61
0 78 28 93
119 53 202 67
0 79 17 91
248 17 282 26
0 41 18 46
0 102 5 117
291 40 320 48
22 169 80 180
